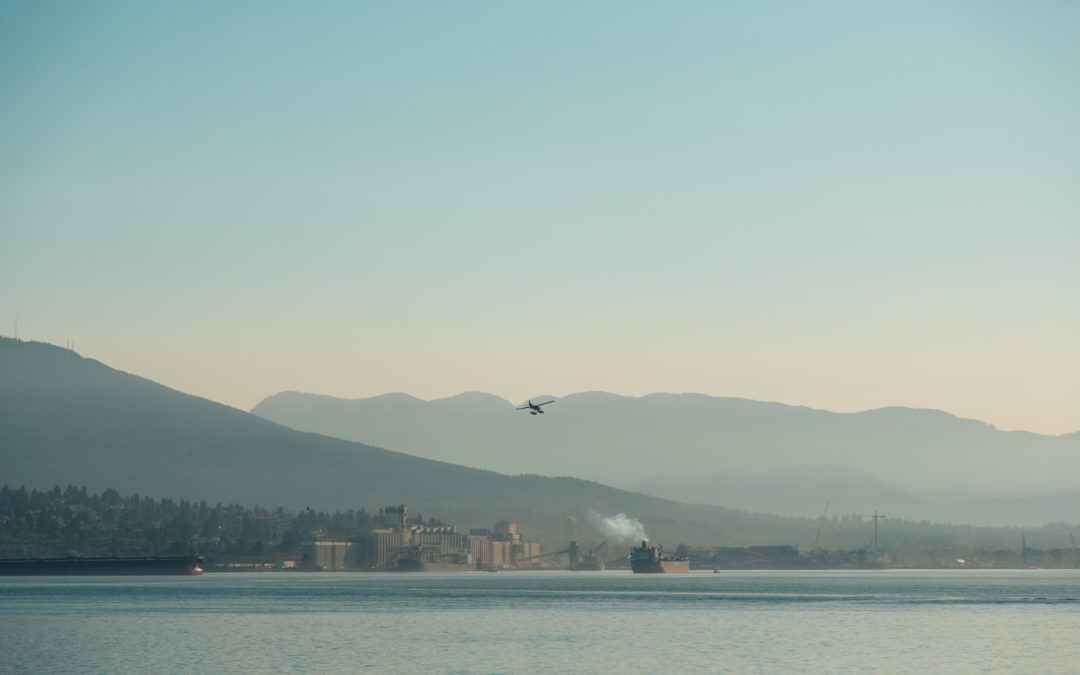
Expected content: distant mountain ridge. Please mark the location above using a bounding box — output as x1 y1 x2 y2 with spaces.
252 390 1080 515
4 338 1076 541
0 338 867 548
946 491 1080 528
627 464 934 520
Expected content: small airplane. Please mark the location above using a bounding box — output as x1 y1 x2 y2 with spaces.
516 399 555 415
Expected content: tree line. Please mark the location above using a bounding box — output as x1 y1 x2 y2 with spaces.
3 484 1078 567
0 484 438 559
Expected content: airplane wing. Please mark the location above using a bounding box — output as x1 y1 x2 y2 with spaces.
536 400 555 407
516 405 531 410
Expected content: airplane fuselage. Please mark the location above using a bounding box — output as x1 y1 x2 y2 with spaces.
517 399 554 415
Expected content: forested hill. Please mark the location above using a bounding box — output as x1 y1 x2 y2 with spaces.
0 338 816 547
3 484 1078 567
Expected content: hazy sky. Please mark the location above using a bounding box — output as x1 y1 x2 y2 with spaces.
2 1 1077 434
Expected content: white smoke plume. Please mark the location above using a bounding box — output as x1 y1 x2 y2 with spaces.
588 510 648 542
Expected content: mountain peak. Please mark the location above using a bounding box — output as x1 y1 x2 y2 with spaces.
433 391 514 408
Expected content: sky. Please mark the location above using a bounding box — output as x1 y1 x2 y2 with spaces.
1 1 1078 434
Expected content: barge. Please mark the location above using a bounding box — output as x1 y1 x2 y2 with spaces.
0 555 204 576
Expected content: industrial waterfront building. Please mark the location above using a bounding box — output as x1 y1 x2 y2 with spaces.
302 541 353 571
314 505 542 571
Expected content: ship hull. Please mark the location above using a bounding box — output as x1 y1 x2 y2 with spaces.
0 556 203 576
396 559 474 573
631 559 690 573
573 560 605 571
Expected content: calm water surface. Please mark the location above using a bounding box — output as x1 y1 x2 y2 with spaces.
1 570 1078 674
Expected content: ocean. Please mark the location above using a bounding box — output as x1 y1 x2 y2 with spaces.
2 570 1078 674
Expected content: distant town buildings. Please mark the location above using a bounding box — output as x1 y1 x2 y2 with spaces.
303 505 542 571
303 541 352 571
468 521 542 570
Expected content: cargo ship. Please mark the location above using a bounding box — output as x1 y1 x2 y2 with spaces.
629 541 689 573
0 555 204 576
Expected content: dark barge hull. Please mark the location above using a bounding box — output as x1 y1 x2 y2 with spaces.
0 556 203 576
630 559 690 573
396 558 474 573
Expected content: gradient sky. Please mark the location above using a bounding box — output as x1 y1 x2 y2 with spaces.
2 1 1078 434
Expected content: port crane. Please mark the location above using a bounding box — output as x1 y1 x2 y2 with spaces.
871 511 887 554
853 510 888 555
812 501 830 551
515 539 609 571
